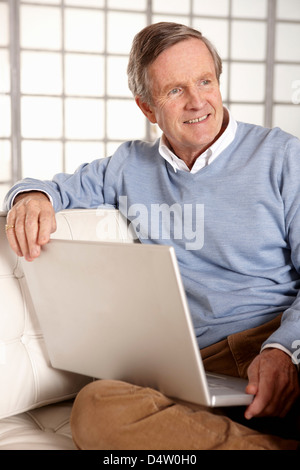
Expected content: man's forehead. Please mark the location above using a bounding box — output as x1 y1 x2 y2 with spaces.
149 39 215 78
148 41 216 87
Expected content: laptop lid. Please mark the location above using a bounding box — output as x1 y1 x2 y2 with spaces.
21 239 252 407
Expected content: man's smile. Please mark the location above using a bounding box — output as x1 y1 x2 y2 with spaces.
184 114 209 124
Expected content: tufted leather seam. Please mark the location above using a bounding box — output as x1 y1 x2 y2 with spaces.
26 411 71 434
0 274 20 279
0 414 41 434
0 412 71 436
59 214 73 240
17 277 40 403
25 412 49 432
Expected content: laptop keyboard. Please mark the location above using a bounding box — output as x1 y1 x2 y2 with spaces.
206 375 238 391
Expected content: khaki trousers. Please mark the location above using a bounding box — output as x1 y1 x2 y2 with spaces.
70 315 300 450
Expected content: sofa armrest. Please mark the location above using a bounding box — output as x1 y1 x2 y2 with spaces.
0 208 136 420
53 208 137 242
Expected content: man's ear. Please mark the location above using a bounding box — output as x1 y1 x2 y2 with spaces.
135 97 157 124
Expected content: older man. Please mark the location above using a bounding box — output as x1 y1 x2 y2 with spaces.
4 23 300 449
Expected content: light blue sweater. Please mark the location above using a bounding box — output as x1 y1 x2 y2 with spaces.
5 122 300 354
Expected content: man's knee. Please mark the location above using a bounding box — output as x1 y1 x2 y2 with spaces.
70 380 109 449
70 379 173 449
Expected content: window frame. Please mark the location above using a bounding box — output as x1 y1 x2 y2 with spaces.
1 0 300 196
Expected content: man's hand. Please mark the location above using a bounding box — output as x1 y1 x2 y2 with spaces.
6 192 56 262
245 348 300 419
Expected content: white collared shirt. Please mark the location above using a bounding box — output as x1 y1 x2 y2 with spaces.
158 108 237 173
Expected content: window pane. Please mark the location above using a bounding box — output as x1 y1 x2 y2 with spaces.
65 142 105 173
65 9 104 52
273 105 300 139
229 104 264 126
107 99 146 140
107 12 146 54
23 0 60 4
0 3 9 46
0 140 11 180
65 0 105 6
106 141 123 156
152 15 190 25
107 56 131 97
22 141 63 179
274 65 300 103
152 0 190 14
20 6 62 50
275 24 300 62
232 0 267 18
0 96 11 137
21 97 62 138
150 123 162 141
231 21 266 61
193 0 229 17
108 0 146 11
65 54 105 96
65 98 104 139
193 18 229 60
21 52 62 94
0 50 10 93
277 0 300 21
230 63 265 102
220 62 228 101
0 184 10 207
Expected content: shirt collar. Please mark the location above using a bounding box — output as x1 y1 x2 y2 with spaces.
159 107 237 173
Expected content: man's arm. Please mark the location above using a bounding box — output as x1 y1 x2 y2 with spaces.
3 156 116 261
245 348 300 419
6 191 56 262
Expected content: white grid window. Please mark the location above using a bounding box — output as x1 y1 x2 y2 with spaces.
0 0 11 203
1 0 300 206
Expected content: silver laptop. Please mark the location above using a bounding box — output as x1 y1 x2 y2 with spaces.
21 239 253 408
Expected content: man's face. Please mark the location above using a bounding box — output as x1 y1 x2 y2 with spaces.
136 38 224 167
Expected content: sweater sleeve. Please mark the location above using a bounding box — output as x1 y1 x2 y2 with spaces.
262 135 300 361
3 157 113 213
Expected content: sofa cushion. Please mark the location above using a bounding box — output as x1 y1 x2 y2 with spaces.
0 401 75 450
0 208 135 420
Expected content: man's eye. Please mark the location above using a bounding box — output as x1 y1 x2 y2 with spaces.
169 88 181 96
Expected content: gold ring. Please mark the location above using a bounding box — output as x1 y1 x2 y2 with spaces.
5 224 15 231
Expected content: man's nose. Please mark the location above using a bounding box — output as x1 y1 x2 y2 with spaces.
185 86 205 109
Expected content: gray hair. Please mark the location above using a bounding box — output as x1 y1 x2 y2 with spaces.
127 22 223 104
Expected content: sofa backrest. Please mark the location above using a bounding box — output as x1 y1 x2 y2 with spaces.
0 209 136 420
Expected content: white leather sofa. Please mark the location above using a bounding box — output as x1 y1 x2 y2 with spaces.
0 208 136 450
